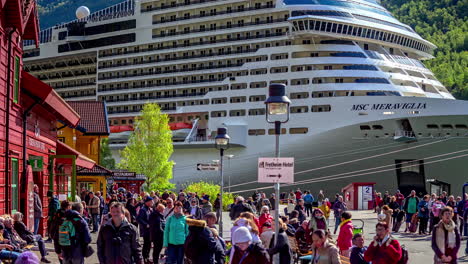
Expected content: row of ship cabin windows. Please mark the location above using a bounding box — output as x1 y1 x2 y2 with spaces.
291 19 430 52
359 124 468 131
249 127 309 136
211 105 331 117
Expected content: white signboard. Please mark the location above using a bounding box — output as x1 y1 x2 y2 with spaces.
197 163 219 171
362 186 373 202
258 157 294 183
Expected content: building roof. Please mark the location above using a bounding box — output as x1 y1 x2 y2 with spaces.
77 164 113 176
21 72 80 126
56 141 96 169
66 101 110 136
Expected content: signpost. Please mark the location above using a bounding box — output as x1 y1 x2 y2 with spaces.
258 157 294 183
197 163 219 171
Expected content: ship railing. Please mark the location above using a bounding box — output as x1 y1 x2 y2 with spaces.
185 119 200 143
152 18 287 38
98 63 244 81
99 49 257 69
150 5 274 24
99 32 285 58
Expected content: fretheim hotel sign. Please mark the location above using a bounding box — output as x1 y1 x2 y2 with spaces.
351 103 427 111
258 157 294 184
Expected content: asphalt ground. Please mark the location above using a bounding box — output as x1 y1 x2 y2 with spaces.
30 209 467 263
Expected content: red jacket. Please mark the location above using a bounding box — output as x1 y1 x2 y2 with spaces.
336 220 353 251
259 213 273 233
364 237 402 264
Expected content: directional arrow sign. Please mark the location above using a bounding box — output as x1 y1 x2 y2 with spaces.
258 157 294 183
197 163 219 171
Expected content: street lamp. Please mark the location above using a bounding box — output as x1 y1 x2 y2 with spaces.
215 127 230 238
225 155 234 192
265 83 290 263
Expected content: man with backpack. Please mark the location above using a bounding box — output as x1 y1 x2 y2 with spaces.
46 191 59 242
97 202 143 264
56 202 92 264
51 200 72 256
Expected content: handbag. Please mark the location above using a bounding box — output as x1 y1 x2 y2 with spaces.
84 244 95 258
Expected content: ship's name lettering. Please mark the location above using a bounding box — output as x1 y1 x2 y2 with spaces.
351 103 427 111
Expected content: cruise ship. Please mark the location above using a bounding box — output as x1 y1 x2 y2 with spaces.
23 0 468 196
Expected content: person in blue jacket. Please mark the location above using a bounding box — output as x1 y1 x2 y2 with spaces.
303 191 315 217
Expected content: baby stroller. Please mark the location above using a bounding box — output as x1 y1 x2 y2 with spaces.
353 219 364 235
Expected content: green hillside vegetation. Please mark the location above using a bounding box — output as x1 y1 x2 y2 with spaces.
382 0 468 99
37 0 123 29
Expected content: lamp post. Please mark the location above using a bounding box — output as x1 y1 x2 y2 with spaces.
265 83 290 263
215 127 230 238
226 155 234 192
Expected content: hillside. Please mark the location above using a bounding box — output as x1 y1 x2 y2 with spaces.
37 0 123 29
382 0 468 100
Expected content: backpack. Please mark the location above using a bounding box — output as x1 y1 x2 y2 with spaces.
58 218 80 247
50 211 65 240
397 244 409 264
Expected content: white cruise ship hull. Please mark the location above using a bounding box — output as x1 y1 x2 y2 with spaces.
164 96 468 195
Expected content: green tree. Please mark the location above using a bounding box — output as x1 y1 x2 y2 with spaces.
99 137 115 169
184 181 235 211
118 103 174 191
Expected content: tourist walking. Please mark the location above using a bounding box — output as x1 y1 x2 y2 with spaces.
337 212 353 257
350 233 368 264
97 202 143 264
163 201 188 264
418 195 430 235
333 196 347 234
403 190 419 233
87 192 101 233
149 203 166 263
431 207 461 264
46 190 59 242
230 226 270 264
268 219 293 264
33 184 43 235
137 196 154 263
303 191 314 217
311 229 341 264
184 218 223 264
364 222 402 264
54 202 92 264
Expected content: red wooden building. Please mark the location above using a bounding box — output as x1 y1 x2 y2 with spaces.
1 0 81 234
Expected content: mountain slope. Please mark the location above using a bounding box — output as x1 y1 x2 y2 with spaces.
382 0 467 99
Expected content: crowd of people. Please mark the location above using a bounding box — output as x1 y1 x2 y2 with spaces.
0 186 465 264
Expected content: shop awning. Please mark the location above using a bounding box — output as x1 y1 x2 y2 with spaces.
21 72 80 126
56 141 95 169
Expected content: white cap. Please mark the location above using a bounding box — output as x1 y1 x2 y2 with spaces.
232 226 252 244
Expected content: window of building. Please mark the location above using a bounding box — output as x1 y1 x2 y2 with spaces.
11 158 18 213
311 105 332 112
268 128 286 135
290 127 309 134
14 56 20 103
248 129 266 136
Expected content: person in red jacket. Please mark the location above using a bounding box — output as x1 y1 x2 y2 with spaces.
258 206 273 234
337 211 354 257
364 222 402 264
